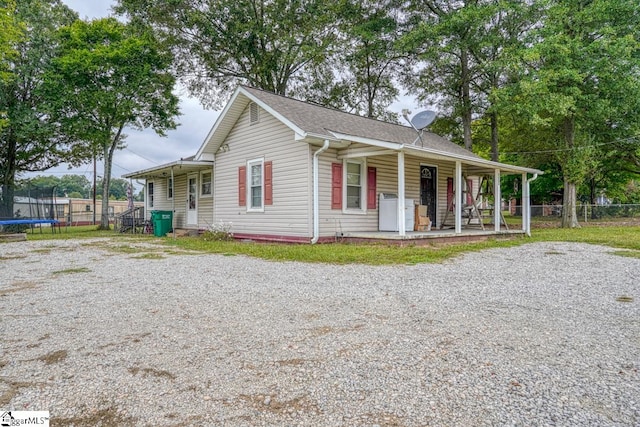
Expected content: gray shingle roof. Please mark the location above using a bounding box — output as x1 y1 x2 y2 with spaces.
242 86 479 159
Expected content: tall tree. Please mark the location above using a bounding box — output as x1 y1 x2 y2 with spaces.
304 0 406 121
0 0 77 219
43 18 180 229
497 0 640 227
115 0 337 108
402 0 496 151
0 0 23 87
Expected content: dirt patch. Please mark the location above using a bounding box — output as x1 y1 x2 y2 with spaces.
239 393 321 416
53 406 133 427
36 350 68 365
0 281 37 296
128 367 176 381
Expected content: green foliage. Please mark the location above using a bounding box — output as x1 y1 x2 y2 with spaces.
496 0 640 227
0 0 24 86
0 0 78 218
303 0 404 121
43 18 179 229
116 0 337 108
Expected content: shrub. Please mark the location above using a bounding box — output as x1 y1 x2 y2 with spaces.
201 221 233 242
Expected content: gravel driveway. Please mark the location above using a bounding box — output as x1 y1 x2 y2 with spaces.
1 238 638 426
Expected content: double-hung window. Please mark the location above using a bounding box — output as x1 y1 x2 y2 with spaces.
147 182 154 208
167 178 173 200
201 171 212 197
248 158 264 211
346 161 363 210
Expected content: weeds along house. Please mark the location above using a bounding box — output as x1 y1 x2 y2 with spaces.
124 86 542 243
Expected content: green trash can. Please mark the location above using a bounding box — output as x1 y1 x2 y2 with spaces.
151 210 173 237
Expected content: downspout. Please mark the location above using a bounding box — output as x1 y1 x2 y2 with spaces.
525 173 538 236
311 139 330 244
171 166 175 239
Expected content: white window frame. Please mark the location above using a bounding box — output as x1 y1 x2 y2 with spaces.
247 158 264 212
200 170 212 197
343 159 366 214
147 181 154 208
167 177 173 200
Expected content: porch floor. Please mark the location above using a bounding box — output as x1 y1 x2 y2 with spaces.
339 226 526 245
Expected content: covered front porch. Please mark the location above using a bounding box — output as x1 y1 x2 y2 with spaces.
122 158 214 232
332 139 542 241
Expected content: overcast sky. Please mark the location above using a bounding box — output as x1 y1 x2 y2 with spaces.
37 0 419 188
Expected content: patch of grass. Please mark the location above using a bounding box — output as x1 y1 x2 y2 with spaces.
20 221 640 266
26 225 157 242
52 267 91 275
611 250 640 259
532 226 640 251
131 253 165 259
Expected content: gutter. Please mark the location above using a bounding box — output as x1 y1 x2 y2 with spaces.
525 173 538 236
311 139 330 244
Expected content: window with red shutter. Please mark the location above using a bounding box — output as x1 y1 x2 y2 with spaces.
367 167 377 210
331 163 342 209
447 177 453 211
238 166 246 206
264 161 273 205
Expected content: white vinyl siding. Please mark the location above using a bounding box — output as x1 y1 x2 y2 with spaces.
213 103 311 238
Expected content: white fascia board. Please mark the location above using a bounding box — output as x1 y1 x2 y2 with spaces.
402 146 543 175
123 160 214 179
327 131 402 150
194 88 244 159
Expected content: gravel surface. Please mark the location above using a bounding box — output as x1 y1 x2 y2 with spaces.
0 238 638 426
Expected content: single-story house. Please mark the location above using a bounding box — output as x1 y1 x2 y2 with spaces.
124 86 542 243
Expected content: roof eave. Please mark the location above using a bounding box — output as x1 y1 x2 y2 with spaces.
123 160 214 180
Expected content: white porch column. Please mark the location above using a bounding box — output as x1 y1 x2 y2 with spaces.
398 151 406 236
494 169 501 232
455 161 462 234
522 173 529 234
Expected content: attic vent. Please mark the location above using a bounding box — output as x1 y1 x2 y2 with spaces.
249 102 259 123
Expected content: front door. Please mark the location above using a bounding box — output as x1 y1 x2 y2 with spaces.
187 174 198 226
420 165 437 223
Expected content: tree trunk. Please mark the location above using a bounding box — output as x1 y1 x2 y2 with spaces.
99 142 112 230
460 48 473 152
561 178 580 228
561 116 580 228
490 111 499 162
0 132 18 219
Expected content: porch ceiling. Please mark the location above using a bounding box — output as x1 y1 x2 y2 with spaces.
122 160 214 180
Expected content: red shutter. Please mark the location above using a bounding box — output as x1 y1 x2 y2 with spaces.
466 178 473 205
331 163 343 209
367 167 377 209
447 177 454 211
238 166 246 206
264 161 273 205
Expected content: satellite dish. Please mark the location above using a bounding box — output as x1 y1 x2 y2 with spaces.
411 110 436 130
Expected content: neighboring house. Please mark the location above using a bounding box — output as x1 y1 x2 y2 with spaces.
124 86 542 243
